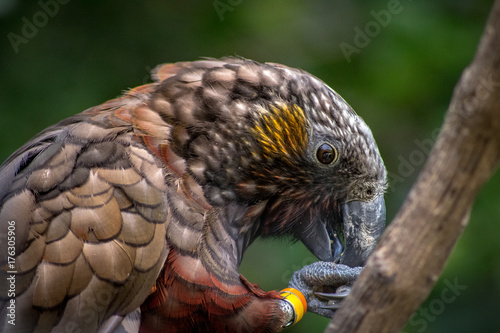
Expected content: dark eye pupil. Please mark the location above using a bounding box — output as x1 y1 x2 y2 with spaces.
317 143 336 164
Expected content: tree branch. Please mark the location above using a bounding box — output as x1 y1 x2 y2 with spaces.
325 1 500 332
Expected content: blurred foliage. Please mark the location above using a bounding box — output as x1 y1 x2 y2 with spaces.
0 0 498 332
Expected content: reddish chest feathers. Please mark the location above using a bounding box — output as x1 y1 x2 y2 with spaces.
140 250 284 333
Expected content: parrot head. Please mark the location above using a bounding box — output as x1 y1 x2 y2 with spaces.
158 58 387 268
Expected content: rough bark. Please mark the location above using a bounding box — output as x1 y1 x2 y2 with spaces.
325 1 500 332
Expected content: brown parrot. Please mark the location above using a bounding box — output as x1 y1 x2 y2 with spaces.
0 58 386 332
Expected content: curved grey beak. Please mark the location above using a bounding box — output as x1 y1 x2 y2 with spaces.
339 195 386 267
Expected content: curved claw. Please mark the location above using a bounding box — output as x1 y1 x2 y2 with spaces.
319 303 343 310
315 289 350 301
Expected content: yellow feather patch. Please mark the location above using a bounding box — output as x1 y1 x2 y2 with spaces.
252 104 308 160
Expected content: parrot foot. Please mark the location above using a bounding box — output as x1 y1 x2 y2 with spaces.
288 262 361 318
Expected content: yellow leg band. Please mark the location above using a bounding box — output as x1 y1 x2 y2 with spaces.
280 288 307 325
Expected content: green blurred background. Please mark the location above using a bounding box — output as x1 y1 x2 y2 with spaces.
1 0 499 332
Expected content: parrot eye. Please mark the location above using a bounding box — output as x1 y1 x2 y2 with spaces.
316 143 338 165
